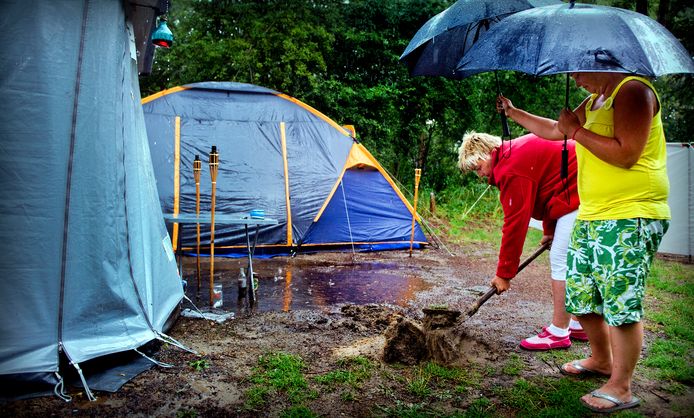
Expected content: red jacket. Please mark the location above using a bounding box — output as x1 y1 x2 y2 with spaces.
488 134 579 279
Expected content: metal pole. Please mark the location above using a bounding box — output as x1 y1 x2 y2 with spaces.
208 146 219 306
409 168 422 257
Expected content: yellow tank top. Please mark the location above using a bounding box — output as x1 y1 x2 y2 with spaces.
577 76 670 220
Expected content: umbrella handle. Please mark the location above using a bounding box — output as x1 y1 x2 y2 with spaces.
495 72 511 139
500 112 511 139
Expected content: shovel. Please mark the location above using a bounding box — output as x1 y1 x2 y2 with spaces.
465 241 551 318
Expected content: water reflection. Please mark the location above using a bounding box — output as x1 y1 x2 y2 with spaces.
182 257 431 315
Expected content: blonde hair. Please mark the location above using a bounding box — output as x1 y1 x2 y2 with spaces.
457 131 502 172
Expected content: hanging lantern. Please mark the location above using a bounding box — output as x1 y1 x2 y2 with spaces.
152 16 173 48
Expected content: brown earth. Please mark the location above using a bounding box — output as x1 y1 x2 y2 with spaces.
3 234 693 417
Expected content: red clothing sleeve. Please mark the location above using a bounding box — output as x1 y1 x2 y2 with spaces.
542 218 557 237
496 176 535 279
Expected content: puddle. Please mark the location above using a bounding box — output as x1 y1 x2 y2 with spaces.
180 257 431 315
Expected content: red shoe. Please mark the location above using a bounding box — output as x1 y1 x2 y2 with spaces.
520 327 571 351
570 328 589 341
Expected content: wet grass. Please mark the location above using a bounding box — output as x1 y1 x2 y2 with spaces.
187 358 210 372
641 258 694 390
243 352 316 411
314 355 374 390
501 353 525 376
494 377 596 418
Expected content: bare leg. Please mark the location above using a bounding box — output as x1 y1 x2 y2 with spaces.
562 313 612 375
551 279 570 329
581 322 642 409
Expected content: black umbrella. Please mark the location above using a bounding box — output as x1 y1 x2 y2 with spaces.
400 0 561 78
456 2 694 78
400 0 561 138
455 1 694 181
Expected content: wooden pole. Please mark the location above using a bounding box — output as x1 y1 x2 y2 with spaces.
193 155 202 292
208 146 219 306
409 168 422 257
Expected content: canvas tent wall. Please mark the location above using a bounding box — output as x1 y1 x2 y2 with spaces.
142 82 427 255
0 0 182 396
659 143 693 259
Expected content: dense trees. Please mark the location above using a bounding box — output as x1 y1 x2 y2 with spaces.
141 0 693 193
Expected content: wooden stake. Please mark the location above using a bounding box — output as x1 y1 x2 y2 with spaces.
409 168 422 257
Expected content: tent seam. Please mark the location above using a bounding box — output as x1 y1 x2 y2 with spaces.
58 0 90 354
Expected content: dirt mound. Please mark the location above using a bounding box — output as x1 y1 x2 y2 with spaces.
383 308 496 367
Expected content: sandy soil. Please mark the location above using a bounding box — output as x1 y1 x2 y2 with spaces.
3 237 692 417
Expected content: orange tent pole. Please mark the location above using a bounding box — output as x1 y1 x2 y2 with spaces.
409 168 422 257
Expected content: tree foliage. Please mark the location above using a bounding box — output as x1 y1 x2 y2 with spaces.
141 0 694 195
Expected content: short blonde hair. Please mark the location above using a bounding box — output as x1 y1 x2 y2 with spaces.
457 131 502 172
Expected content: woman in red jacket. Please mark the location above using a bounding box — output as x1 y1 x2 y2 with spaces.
458 132 585 349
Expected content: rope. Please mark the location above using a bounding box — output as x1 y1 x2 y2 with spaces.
460 185 492 221
379 166 450 251
419 216 456 256
53 372 71 402
182 294 210 321
339 179 356 255
135 348 173 368
72 362 96 401
156 332 199 355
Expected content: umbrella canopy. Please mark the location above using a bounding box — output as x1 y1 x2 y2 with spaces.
456 2 694 77
400 0 561 78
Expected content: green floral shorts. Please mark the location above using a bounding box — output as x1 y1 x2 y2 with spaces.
565 218 669 326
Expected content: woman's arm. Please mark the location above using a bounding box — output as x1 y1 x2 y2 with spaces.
498 96 586 141
558 81 655 169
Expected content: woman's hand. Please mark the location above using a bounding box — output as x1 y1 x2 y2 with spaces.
541 235 553 246
558 108 582 137
497 95 514 116
491 275 512 294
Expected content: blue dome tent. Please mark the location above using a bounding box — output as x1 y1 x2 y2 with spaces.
142 82 428 256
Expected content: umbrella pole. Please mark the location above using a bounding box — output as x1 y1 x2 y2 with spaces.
193 156 202 293
495 72 511 139
561 74 570 180
208 146 219 307
409 168 422 257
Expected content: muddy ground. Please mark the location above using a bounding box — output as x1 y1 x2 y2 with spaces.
3 237 693 417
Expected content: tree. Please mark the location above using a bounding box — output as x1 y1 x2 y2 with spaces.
141 0 694 198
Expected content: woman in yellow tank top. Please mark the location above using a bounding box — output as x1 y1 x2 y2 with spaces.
496 72 670 413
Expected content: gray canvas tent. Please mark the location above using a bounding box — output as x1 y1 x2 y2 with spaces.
529 143 693 259
0 0 183 398
660 143 693 259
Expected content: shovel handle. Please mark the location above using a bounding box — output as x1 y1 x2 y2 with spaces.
466 241 551 318
466 287 498 318
517 240 551 272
